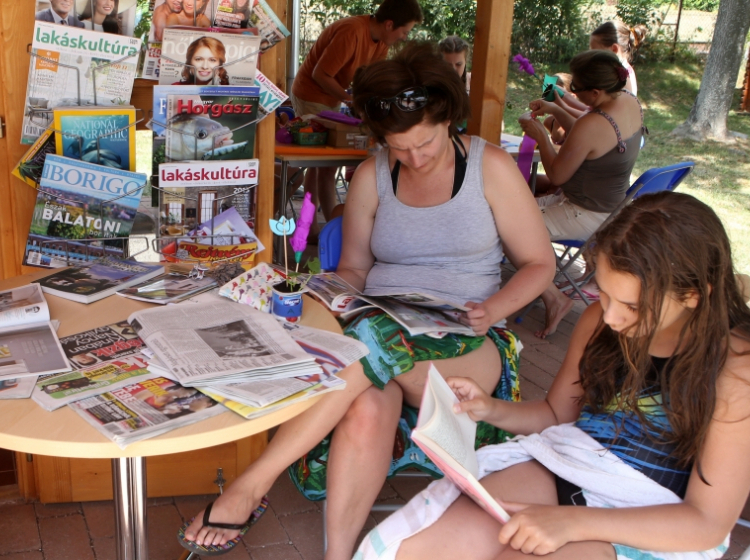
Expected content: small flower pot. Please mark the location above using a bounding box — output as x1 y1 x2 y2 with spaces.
271 282 306 323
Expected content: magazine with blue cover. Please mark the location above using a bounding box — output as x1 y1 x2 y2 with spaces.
24 154 146 268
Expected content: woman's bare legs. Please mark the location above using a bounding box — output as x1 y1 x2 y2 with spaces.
184 361 374 546
324 338 503 559
325 382 405 560
536 284 574 339
396 460 615 560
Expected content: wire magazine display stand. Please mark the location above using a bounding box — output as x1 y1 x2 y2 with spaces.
22 47 152 267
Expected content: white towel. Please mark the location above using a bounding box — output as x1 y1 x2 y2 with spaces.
353 423 730 560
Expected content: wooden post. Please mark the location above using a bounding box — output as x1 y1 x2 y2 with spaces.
254 0 287 263
467 0 514 143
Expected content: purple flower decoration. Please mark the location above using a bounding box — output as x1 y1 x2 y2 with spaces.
513 54 536 77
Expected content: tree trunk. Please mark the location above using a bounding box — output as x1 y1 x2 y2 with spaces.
671 0 750 142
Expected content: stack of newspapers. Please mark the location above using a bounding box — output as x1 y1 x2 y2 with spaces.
65 299 367 447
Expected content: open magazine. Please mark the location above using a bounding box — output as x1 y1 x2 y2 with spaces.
69 377 225 449
411 364 511 524
116 273 218 305
0 284 71 380
197 323 367 414
32 320 155 411
304 273 475 337
127 300 319 385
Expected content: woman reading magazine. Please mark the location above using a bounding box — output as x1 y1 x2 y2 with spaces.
178 42 554 559
356 191 750 560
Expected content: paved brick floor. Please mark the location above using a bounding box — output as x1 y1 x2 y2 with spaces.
0 268 748 559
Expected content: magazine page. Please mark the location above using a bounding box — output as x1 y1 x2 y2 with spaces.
127 300 314 384
304 273 361 312
23 22 142 144
212 0 289 51
59 319 144 367
0 377 39 400
0 322 71 379
69 377 225 448
0 284 50 329
159 28 261 86
34 0 138 37
33 354 155 411
356 296 475 337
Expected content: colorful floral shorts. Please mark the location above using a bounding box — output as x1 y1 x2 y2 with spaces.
288 310 522 501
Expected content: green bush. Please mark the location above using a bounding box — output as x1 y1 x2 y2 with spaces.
511 0 591 63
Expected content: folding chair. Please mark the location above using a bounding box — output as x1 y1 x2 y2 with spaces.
516 161 695 323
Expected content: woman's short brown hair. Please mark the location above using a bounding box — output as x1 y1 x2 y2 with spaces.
352 42 470 142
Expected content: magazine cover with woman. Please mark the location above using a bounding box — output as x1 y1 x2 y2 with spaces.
159 28 261 86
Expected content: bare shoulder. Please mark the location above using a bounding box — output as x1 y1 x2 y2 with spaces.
346 155 379 211
715 331 750 421
480 138 519 171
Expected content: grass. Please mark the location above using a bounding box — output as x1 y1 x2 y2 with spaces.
503 59 750 275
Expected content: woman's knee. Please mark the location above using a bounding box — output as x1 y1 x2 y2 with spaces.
338 385 402 440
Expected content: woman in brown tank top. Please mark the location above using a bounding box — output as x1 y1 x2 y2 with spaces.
519 50 645 339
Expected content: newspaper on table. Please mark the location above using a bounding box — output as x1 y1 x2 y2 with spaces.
127 300 318 385
198 323 366 409
31 320 156 411
69 377 226 448
22 22 142 144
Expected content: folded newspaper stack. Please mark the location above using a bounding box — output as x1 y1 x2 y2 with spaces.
127 299 321 385
196 324 368 420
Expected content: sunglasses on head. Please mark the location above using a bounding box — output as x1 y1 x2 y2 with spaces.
364 87 429 121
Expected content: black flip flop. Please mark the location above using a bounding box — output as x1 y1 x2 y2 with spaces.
177 495 269 556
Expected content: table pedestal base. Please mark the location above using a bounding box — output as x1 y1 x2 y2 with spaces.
112 457 148 560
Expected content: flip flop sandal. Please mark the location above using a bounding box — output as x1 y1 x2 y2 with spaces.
177 495 270 556
568 289 600 302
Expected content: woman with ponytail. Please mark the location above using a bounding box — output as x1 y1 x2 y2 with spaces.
520 50 646 338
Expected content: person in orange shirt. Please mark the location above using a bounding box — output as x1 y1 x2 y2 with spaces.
290 0 423 237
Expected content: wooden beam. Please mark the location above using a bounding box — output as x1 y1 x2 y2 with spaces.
467 0 514 143
254 0 286 263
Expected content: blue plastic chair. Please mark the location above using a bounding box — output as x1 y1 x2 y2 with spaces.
318 216 343 271
516 161 695 323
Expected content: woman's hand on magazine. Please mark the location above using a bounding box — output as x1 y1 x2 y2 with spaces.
498 502 578 555
461 301 493 335
446 377 495 422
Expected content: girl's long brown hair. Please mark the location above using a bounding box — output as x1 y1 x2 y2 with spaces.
580 192 750 470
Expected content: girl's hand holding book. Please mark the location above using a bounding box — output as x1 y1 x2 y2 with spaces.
446 377 495 422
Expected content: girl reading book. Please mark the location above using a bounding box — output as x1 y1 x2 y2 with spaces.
356 191 750 560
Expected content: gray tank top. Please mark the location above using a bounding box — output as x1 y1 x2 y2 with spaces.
561 94 644 213
364 136 504 307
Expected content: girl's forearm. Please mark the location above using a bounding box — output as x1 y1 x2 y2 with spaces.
571 503 729 552
485 398 559 435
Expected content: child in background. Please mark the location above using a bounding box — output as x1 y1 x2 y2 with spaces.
439 36 471 92
356 191 750 560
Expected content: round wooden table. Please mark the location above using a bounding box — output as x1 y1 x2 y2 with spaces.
0 271 340 560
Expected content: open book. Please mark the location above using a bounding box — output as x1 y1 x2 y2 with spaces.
411 364 511 524
303 273 475 337
0 284 71 380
